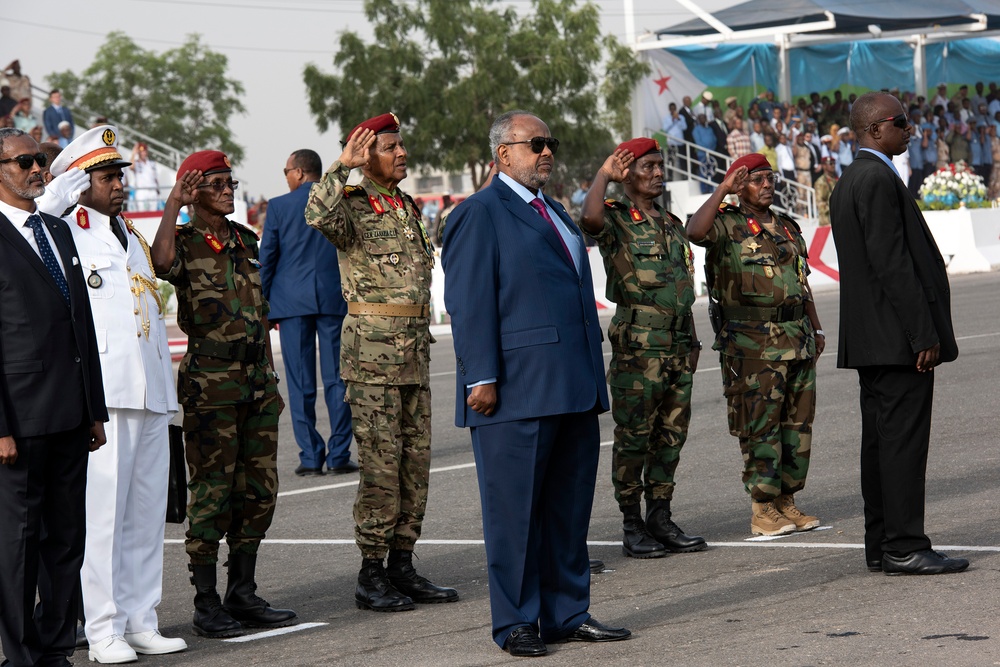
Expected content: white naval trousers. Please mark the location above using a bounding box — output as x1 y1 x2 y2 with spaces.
82 408 170 642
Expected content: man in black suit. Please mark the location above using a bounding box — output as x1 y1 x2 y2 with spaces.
0 128 108 666
829 92 968 577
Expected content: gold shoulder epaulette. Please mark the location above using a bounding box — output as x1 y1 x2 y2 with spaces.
719 203 739 212
344 185 363 198
604 198 625 209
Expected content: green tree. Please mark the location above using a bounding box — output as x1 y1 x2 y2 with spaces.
47 32 246 163
303 0 648 191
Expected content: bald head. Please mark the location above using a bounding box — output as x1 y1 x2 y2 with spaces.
850 92 894 137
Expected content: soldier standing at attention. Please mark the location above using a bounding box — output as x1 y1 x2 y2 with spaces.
813 157 838 226
151 151 297 638
305 113 457 612
686 153 825 537
578 138 707 559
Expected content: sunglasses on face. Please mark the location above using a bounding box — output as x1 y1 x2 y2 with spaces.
0 152 47 169
866 113 908 132
197 179 239 192
505 136 560 154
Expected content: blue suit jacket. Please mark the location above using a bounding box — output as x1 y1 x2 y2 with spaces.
442 177 609 428
259 181 346 320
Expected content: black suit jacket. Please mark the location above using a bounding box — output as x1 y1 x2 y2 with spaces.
0 211 107 438
829 151 958 368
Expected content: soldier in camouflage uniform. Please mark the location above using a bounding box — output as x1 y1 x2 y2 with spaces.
304 113 457 612
579 138 707 559
686 153 826 536
152 151 296 638
813 157 838 226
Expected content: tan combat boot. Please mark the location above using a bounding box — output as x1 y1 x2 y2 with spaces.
750 500 796 536
774 494 821 531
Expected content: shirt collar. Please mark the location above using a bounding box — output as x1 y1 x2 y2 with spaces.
498 171 542 205
859 147 902 179
0 197 37 227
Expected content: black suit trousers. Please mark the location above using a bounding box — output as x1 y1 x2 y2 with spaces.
0 423 89 667
857 366 934 560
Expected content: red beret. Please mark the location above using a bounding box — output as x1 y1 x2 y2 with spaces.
616 137 660 159
725 153 771 179
345 112 401 143
178 150 232 179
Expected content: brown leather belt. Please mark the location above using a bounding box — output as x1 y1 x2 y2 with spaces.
347 302 430 317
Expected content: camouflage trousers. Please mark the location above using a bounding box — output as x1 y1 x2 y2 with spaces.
609 350 693 507
184 394 279 564
721 355 815 501
346 382 431 559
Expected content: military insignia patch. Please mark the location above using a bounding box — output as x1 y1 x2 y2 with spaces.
76 208 90 229
223 156 232 168
389 253 399 265
101 129 116 146
746 218 762 235
629 207 644 222
363 229 397 240
368 195 386 215
763 266 774 278
344 185 362 197
203 232 224 254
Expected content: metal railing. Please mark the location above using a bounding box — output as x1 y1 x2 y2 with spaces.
648 132 818 222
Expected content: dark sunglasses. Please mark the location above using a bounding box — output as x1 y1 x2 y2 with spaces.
0 152 47 169
505 136 560 154
197 179 239 192
866 113 908 132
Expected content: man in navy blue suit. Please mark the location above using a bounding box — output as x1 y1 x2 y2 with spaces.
259 149 356 476
442 111 631 657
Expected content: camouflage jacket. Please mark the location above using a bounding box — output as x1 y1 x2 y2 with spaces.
693 203 816 361
814 174 838 226
304 160 434 386
585 195 696 356
158 215 276 406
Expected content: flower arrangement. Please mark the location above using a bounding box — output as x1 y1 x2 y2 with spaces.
918 161 990 210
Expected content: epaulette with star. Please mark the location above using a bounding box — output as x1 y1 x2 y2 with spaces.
603 198 626 210
343 185 363 198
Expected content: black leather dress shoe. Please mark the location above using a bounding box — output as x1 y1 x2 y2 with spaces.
883 549 970 576
329 460 360 474
867 558 882 572
294 465 324 477
504 626 547 657
565 617 632 643
589 558 605 574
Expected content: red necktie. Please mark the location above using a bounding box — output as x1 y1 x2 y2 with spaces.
529 198 574 265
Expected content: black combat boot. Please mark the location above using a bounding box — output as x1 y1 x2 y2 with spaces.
223 552 298 628
645 499 707 553
621 505 668 559
190 563 244 638
356 557 415 611
386 549 459 603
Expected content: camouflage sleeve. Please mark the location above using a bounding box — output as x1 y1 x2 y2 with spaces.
156 232 188 287
586 203 621 249
690 211 725 248
304 160 355 251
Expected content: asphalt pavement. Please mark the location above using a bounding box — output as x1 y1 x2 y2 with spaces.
32 272 1000 666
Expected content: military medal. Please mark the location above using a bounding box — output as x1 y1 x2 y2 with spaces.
403 227 415 241
685 246 694 274
248 258 261 268
763 266 774 279
87 269 103 289
389 253 399 265
76 208 90 229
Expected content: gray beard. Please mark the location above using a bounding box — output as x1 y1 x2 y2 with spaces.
1 173 44 201
509 163 550 191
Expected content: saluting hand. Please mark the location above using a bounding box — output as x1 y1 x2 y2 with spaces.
722 165 749 195
601 149 635 183
169 170 204 208
339 128 376 169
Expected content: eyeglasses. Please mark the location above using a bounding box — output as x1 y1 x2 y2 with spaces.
505 136 560 155
282 167 299 176
197 179 239 192
748 172 778 186
0 153 47 169
866 113 908 132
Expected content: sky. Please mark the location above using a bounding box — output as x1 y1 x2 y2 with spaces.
2 0 739 199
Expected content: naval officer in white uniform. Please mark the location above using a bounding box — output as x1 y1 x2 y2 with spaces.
49 126 186 664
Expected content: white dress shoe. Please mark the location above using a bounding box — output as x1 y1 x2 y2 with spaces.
88 635 138 664
124 630 188 655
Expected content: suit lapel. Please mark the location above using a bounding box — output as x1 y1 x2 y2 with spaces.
0 211 68 301
494 180 576 271
45 213 80 311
